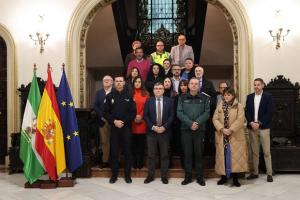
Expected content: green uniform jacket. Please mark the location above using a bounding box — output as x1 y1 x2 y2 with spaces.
177 92 210 131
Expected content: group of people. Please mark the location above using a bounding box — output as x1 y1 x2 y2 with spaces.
94 34 274 187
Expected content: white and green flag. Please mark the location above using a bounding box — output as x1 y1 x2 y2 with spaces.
19 69 44 183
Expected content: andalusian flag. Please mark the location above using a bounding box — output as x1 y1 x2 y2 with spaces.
35 66 66 181
19 68 45 184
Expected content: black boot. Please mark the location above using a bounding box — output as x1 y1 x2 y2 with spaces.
217 175 227 185
232 174 241 187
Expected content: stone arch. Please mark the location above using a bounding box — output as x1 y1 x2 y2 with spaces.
66 0 253 107
0 23 18 164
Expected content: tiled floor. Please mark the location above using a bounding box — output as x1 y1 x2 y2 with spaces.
0 173 299 200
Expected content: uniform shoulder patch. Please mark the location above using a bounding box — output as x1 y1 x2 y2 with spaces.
201 92 211 98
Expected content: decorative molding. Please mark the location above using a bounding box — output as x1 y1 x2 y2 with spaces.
66 0 253 107
0 23 18 165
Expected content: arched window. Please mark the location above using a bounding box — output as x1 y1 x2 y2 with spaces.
138 0 187 52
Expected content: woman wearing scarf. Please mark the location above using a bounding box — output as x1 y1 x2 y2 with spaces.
213 87 248 187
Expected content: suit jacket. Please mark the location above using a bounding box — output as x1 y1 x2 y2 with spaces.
170 44 194 66
245 91 273 129
201 78 217 113
94 88 114 126
144 96 174 135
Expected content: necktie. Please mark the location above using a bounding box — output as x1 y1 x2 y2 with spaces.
157 98 162 126
199 80 202 93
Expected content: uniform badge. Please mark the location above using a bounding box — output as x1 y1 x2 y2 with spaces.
124 99 130 102
111 98 114 104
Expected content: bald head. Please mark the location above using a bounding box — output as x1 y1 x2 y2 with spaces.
194 66 204 79
102 75 113 89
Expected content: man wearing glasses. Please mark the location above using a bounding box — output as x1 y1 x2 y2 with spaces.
151 40 171 66
170 34 194 68
217 82 228 106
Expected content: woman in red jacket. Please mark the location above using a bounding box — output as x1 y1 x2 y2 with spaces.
132 76 149 169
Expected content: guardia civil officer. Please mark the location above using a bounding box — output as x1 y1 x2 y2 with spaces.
104 76 136 184
177 77 210 186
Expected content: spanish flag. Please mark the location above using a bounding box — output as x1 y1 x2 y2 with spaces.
35 65 66 181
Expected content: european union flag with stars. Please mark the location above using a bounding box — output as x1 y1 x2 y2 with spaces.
57 66 83 172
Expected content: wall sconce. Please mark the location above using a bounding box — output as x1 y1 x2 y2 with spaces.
269 10 290 50
29 32 49 53
269 28 290 50
29 15 49 53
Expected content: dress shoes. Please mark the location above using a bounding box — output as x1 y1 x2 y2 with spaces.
196 178 206 186
109 175 118 184
161 177 168 184
125 176 132 183
246 174 258 180
181 178 193 185
267 175 273 182
217 176 227 185
144 176 154 184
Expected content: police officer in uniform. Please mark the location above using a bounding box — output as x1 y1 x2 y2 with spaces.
177 77 210 186
104 76 136 184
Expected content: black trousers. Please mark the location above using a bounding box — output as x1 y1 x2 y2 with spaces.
181 130 204 179
132 134 146 168
147 133 169 178
170 120 183 165
110 126 132 176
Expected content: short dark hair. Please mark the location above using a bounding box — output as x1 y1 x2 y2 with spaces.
154 82 164 87
223 87 236 98
134 47 143 53
156 40 165 45
254 78 265 85
185 57 194 62
172 63 181 68
114 75 124 81
163 58 170 64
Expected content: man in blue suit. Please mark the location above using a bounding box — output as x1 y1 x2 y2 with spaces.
245 78 273 182
144 82 174 184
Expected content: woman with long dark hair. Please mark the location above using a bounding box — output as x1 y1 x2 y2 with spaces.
126 67 140 96
163 77 176 98
145 63 164 96
213 87 248 187
131 76 149 169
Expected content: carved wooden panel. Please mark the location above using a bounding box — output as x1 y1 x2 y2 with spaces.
265 75 300 145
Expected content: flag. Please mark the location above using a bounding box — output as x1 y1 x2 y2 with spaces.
57 67 83 172
35 66 66 181
19 69 45 184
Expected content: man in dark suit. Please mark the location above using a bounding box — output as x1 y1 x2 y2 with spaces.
245 78 273 182
94 75 113 168
103 76 136 184
144 82 174 184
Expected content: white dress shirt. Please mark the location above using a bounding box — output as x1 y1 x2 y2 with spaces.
171 77 181 94
254 91 263 122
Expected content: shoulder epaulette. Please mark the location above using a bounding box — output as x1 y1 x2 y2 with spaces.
201 92 211 98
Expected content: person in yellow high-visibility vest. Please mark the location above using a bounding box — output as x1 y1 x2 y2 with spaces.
151 40 171 66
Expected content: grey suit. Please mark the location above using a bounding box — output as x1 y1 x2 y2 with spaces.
170 44 194 67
